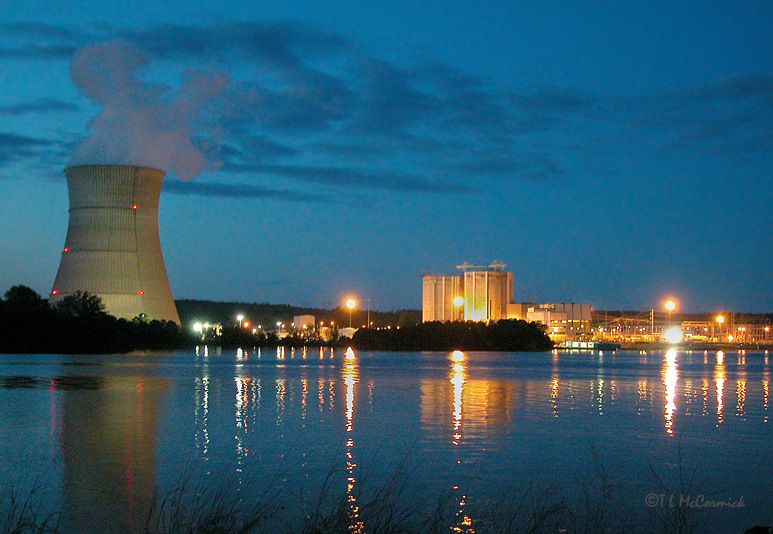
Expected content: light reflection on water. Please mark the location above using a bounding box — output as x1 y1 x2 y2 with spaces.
0 348 772 533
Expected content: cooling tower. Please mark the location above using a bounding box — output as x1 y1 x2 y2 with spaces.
50 165 180 323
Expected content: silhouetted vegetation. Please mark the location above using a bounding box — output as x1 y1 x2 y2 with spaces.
0 286 191 354
2 287 551 353
4 449 749 534
351 319 554 351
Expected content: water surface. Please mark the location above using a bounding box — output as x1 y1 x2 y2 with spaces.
0 348 770 532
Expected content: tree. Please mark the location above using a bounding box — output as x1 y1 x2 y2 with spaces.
3 285 47 310
54 291 108 318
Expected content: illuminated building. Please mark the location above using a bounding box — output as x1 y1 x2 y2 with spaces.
50 165 180 323
522 303 593 341
422 275 464 322
460 262 513 322
293 315 316 330
423 262 512 322
422 262 593 338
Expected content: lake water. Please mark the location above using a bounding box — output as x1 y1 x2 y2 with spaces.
0 347 770 533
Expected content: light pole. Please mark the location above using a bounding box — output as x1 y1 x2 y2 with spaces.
716 315 725 341
237 314 244 328
346 299 356 328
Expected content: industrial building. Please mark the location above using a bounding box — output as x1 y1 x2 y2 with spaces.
422 262 592 341
50 165 180 323
422 275 464 322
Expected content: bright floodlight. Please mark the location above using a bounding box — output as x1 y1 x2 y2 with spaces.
665 301 676 312
453 296 465 307
716 315 725 324
193 323 202 333
664 327 683 344
346 298 356 328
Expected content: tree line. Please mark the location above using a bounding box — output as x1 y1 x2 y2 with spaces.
0 285 189 353
351 319 554 352
1 285 553 354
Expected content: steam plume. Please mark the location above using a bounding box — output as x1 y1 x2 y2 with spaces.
69 41 227 180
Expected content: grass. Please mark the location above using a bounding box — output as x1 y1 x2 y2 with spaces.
0 449 760 534
0 477 59 534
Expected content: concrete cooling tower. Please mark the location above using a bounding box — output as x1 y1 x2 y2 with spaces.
50 165 180 323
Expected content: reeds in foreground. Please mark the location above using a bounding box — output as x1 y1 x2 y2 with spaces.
0 452 761 534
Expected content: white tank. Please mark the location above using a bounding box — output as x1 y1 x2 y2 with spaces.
50 165 180 323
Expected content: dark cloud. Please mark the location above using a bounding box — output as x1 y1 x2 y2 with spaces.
121 21 349 65
255 164 471 193
0 43 77 59
618 76 773 158
0 22 77 40
0 133 53 147
0 98 79 115
350 59 440 136
448 157 527 176
3 19 768 196
163 179 328 202
0 132 58 166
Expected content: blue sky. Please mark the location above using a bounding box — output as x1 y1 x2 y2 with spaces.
1 1 771 313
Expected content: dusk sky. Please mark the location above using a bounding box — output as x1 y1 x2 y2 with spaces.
1 1 771 314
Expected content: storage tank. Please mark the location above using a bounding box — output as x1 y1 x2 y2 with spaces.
50 164 180 323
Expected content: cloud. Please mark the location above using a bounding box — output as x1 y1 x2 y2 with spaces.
0 43 77 60
121 20 350 64
163 179 329 202
0 132 53 161
68 40 229 180
0 98 79 116
2 19 769 198
253 164 471 193
0 21 77 40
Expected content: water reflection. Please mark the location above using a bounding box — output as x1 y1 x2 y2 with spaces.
663 349 678 436
60 372 165 534
450 351 466 445
550 352 560 418
448 351 474 533
716 351 725 426
20 348 773 534
342 347 364 533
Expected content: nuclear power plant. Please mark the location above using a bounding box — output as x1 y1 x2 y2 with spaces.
50 165 180 323
423 262 592 341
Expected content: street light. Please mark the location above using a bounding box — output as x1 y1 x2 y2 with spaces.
346 299 356 328
237 314 244 328
716 315 725 340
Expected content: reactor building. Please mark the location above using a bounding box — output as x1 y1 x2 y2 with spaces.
50 165 180 323
422 261 592 340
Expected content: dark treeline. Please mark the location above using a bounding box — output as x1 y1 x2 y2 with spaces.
351 319 554 352
0 286 190 354
1 286 551 354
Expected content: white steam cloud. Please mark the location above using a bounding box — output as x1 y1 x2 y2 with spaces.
69 41 228 180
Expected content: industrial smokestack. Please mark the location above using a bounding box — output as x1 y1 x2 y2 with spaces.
50 165 180 324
